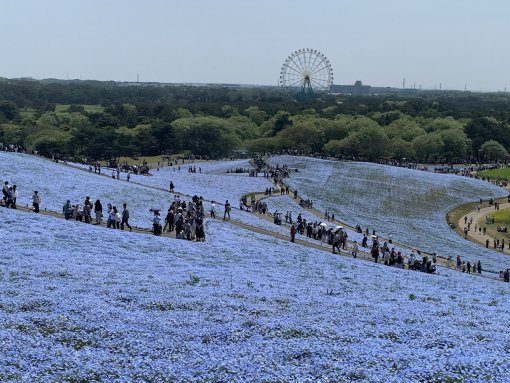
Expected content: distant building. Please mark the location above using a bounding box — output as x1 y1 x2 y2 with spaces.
330 80 371 95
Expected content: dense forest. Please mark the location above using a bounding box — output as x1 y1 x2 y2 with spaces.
1 78 510 163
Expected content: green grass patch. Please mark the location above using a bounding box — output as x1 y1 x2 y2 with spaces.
55 104 105 113
478 168 510 181
492 210 510 225
19 108 37 119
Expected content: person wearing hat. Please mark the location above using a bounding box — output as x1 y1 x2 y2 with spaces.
32 191 41 213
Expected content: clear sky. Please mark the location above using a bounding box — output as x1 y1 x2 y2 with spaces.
2 0 509 91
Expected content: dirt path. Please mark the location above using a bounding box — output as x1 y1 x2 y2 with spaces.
6 203 178 239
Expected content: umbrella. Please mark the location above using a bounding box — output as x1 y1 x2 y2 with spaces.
335 226 343 231
319 222 327 228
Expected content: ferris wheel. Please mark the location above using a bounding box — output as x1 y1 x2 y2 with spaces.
279 48 333 96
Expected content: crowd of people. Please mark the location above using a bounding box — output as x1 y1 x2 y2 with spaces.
151 194 208 240
2 181 41 213
61 197 132 231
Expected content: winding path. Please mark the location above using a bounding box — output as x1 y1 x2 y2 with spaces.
458 202 510 255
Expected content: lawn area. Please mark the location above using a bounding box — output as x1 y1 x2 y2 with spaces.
54 104 105 113
19 108 37 119
478 167 510 181
475 208 510 249
492 209 510 225
103 153 191 167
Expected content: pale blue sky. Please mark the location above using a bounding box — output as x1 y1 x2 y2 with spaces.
2 0 509 91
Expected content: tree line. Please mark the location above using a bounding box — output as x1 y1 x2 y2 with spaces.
0 78 509 162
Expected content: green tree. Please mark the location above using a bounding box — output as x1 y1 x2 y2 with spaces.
36 113 58 130
244 106 268 126
172 116 241 158
0 123 24 145
384 118 425 141
327 125 389 160
346 116 380 132
389 137 415 160
0 101 19 121
31 130 71 157
423 116 465 133
412 134 443 162
479 140 509 161
244 137 278 154
277 122 325 152
135 125 160 156
266 111 292 136
439 128 471 162
321 106 338 118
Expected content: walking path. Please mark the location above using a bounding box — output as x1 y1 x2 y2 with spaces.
458 202 510 255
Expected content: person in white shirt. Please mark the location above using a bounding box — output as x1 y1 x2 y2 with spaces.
152 211 162 235
32 191 41 213
210 201 216 218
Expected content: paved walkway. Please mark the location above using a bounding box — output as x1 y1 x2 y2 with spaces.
458 202 510 255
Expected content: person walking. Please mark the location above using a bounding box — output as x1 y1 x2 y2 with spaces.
169 181 174 193
2 181 9 203
332 231 341 253
32 191 41 213
290 224 297 243
352 241 359 258
152 210 162 235
113 206 121 229
210 201 216 219
371 244 379 263
83 202 92 223
223 200 231 220
121 203 132 231
63 200 72 220
94 199 103 225
10 185 18 208
107 204 115 228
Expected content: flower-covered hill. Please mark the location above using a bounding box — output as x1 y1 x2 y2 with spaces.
269 155 509 271
0 152 271 229
130 158 272 205
1 201 510 382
